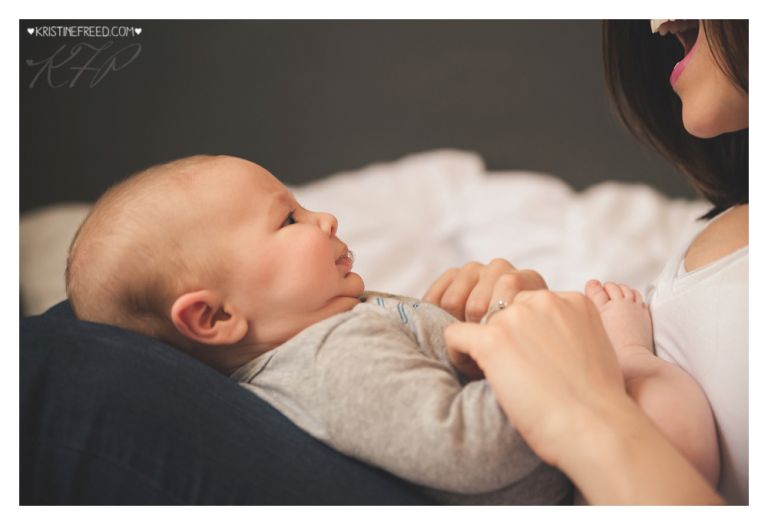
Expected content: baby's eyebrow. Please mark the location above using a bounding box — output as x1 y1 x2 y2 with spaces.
275 191 296 208
265 191 295 217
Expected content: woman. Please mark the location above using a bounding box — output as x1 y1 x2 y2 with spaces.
425 20 747 504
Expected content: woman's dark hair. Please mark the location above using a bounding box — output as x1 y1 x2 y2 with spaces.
603 20 748 219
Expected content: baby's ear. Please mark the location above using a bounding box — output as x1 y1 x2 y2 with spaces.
170 290 248 346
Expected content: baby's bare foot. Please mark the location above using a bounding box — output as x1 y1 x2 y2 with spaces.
585 280 654 356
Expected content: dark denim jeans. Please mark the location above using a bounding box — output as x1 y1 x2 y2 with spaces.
20 302 428 505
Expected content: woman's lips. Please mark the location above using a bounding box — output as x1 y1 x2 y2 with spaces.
670 38 699 87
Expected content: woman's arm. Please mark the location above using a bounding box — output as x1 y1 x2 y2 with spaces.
443 290 723 504
562 390 722 504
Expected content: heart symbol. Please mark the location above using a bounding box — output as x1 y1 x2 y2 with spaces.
135 27 142 35
27 28 34 35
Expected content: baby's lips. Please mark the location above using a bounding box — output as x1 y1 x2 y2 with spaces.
335 249 355 272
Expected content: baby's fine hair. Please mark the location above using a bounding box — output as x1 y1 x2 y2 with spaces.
65 155 220 346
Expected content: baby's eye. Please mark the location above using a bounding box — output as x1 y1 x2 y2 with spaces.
281 211 297 227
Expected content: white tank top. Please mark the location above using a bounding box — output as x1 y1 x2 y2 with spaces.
647 211 748 504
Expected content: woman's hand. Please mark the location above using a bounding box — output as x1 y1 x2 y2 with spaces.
444 290 624 466
422 258 548 322
444 290 722 504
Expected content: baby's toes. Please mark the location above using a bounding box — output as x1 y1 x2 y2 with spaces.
584 279 610 307
603 282 624 301
633 288 647 305
619 284 635 300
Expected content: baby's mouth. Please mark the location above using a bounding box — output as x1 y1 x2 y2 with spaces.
335 250 354 274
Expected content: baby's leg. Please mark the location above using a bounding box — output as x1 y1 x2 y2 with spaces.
584 280 653 356
584 280 720 486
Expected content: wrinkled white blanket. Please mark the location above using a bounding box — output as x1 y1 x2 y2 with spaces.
20 149 709 315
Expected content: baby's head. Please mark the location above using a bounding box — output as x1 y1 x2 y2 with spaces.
66 155 365 372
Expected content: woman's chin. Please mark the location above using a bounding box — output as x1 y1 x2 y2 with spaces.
681 100 748 139
681 107 721 139
684 123 730 139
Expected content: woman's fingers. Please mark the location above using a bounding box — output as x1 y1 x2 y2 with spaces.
437 262 484 320
444 323 491 380
423 259 548 322
478 270 549 323
464 258 516 322
445 288 627 466
444 321 509 372
493 270 548 304
422 268 459 305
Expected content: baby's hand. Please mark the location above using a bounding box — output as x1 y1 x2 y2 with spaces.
423 258 548 322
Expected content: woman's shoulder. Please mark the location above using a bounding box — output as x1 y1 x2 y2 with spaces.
684 205 748 273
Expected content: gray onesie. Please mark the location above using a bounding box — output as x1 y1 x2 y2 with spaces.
230 292 572 504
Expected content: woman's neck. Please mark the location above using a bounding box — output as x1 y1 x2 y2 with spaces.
684 204 748 272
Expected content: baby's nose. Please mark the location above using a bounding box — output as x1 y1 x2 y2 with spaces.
317 212 338 237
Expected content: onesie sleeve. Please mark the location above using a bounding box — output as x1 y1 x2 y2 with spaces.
315 313 544 494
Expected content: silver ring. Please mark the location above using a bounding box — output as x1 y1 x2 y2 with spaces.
480 300 507 324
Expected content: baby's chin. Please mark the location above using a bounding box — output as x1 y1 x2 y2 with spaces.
266 295 363 349
303 274 365 325
326 294 363 316
345 272 365 297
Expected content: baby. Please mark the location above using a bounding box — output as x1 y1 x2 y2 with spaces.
66 154 571 504
66 154 717 503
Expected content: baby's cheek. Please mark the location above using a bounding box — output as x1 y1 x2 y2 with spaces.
270 233 338 296
283 254 331 291
301 237 336 268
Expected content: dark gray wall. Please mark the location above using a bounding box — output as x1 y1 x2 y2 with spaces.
20 20 696 213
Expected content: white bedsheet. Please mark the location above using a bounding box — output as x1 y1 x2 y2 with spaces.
20 149 709 315
293 149 708 297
